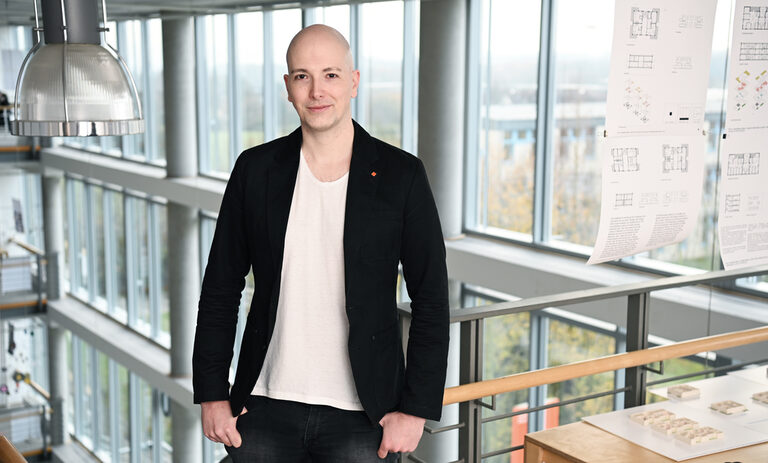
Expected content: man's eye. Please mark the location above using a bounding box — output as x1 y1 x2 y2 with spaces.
295 74 307 80
327 73 338 78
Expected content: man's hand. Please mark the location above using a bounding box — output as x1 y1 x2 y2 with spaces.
201 400 247 447
377 411 426 458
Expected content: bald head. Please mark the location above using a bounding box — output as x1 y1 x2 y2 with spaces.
286 24 354 72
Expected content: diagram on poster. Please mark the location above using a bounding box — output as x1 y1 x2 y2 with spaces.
606 0 717 136
717 132 768 269
727 0 768 131
588 135 706 264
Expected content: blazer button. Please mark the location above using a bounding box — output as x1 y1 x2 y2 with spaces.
371 335 376 341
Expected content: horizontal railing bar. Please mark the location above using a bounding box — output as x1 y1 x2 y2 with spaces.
8 237 45 256
398 265 768 323
443 325 768 406
423 421 465 434
450 265 768 323
481 387 630 424
645 358 768 387
481 443 524 459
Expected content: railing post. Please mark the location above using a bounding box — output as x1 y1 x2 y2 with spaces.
35 254 43 311
459 319 481 463
625 292 650 408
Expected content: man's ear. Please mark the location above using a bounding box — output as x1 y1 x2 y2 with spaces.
283 74 293 102
351 69 360 98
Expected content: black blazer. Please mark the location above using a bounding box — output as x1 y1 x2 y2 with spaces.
192 121 449 425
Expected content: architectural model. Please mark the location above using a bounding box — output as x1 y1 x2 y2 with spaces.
752 390 768 405
674 426 725 445
651 417 699 435
710 400 748 415
630 409 676 426
668 384 701 400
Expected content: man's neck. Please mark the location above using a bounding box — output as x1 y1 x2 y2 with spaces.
300 118 355 163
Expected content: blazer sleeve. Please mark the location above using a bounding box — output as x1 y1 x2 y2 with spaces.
397 158 450 421
192 154 251 404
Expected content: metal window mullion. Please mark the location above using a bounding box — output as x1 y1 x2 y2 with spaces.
129 374 140 463
152 390 162 463
117 22 134 158
86 184 99 304
302 6 318 27
148 203 161 340
141 20 154 162
125 196 137 328
350 4 365 124
532 0 556 243
464 0 483 232
104 189 116 315
109 359 121 463
228 13 241 164
401 0 418 153
614 327 627 411
528 311 549 432
196 17 211 173
90 347 100 452
263 11 276 141
66 179 78 293
72 336 83 438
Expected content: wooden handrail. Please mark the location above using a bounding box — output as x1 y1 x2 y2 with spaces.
0 435 27 463
8 237 44 256
443 325 768 405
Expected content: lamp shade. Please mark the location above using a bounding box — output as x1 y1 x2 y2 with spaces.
11 43 144 136
10 0 144 137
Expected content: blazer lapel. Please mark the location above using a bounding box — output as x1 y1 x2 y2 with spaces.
343 121 381 297
266 127 302 277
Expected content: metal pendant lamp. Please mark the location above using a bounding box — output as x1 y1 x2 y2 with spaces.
11 0 144 137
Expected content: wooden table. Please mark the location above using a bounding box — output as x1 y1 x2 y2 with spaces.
525 422 768 463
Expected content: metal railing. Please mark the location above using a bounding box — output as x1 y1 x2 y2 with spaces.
0 238 46 313
396 264 768 463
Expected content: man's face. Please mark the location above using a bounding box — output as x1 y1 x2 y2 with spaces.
284 32 359 133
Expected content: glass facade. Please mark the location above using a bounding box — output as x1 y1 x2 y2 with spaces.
6 1 763 462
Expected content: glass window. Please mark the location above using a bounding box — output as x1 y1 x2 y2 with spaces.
97 352 112 459
548 0 613 249
155 203 170 345
138 378 153 462
70 180 89 298
545 317 615 424
199 15 232 175
120 20 147 159
118 365 130 463
147 19 166 163
127 196 151 336
469 0 541 238
108 190 128 321
272 9 302 137
77 339 95 446
92 185 108 308
235 12 265 152
358 1 404 147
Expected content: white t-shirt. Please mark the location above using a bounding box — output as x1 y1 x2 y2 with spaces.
251 150 363 411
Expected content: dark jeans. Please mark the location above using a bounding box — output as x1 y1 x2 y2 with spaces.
225 395 400 462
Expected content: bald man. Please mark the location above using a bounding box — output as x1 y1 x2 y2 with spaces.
193 25 449 462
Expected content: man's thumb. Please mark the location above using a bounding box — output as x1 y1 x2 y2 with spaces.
377 446 387 459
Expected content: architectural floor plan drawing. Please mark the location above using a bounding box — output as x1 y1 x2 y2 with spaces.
611 147 641 172
725 193 742 213
615 192 634 208
623 79 651 123
740 42 768 60
662 144 689 172
629 54 654 69
732 69 768 111
727 152 761 175
743 6 768 30
630 7 660 39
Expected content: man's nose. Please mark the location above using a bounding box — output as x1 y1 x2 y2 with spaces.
310 79 323 99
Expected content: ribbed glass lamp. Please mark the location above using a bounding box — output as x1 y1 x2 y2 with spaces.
11 0 144 137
